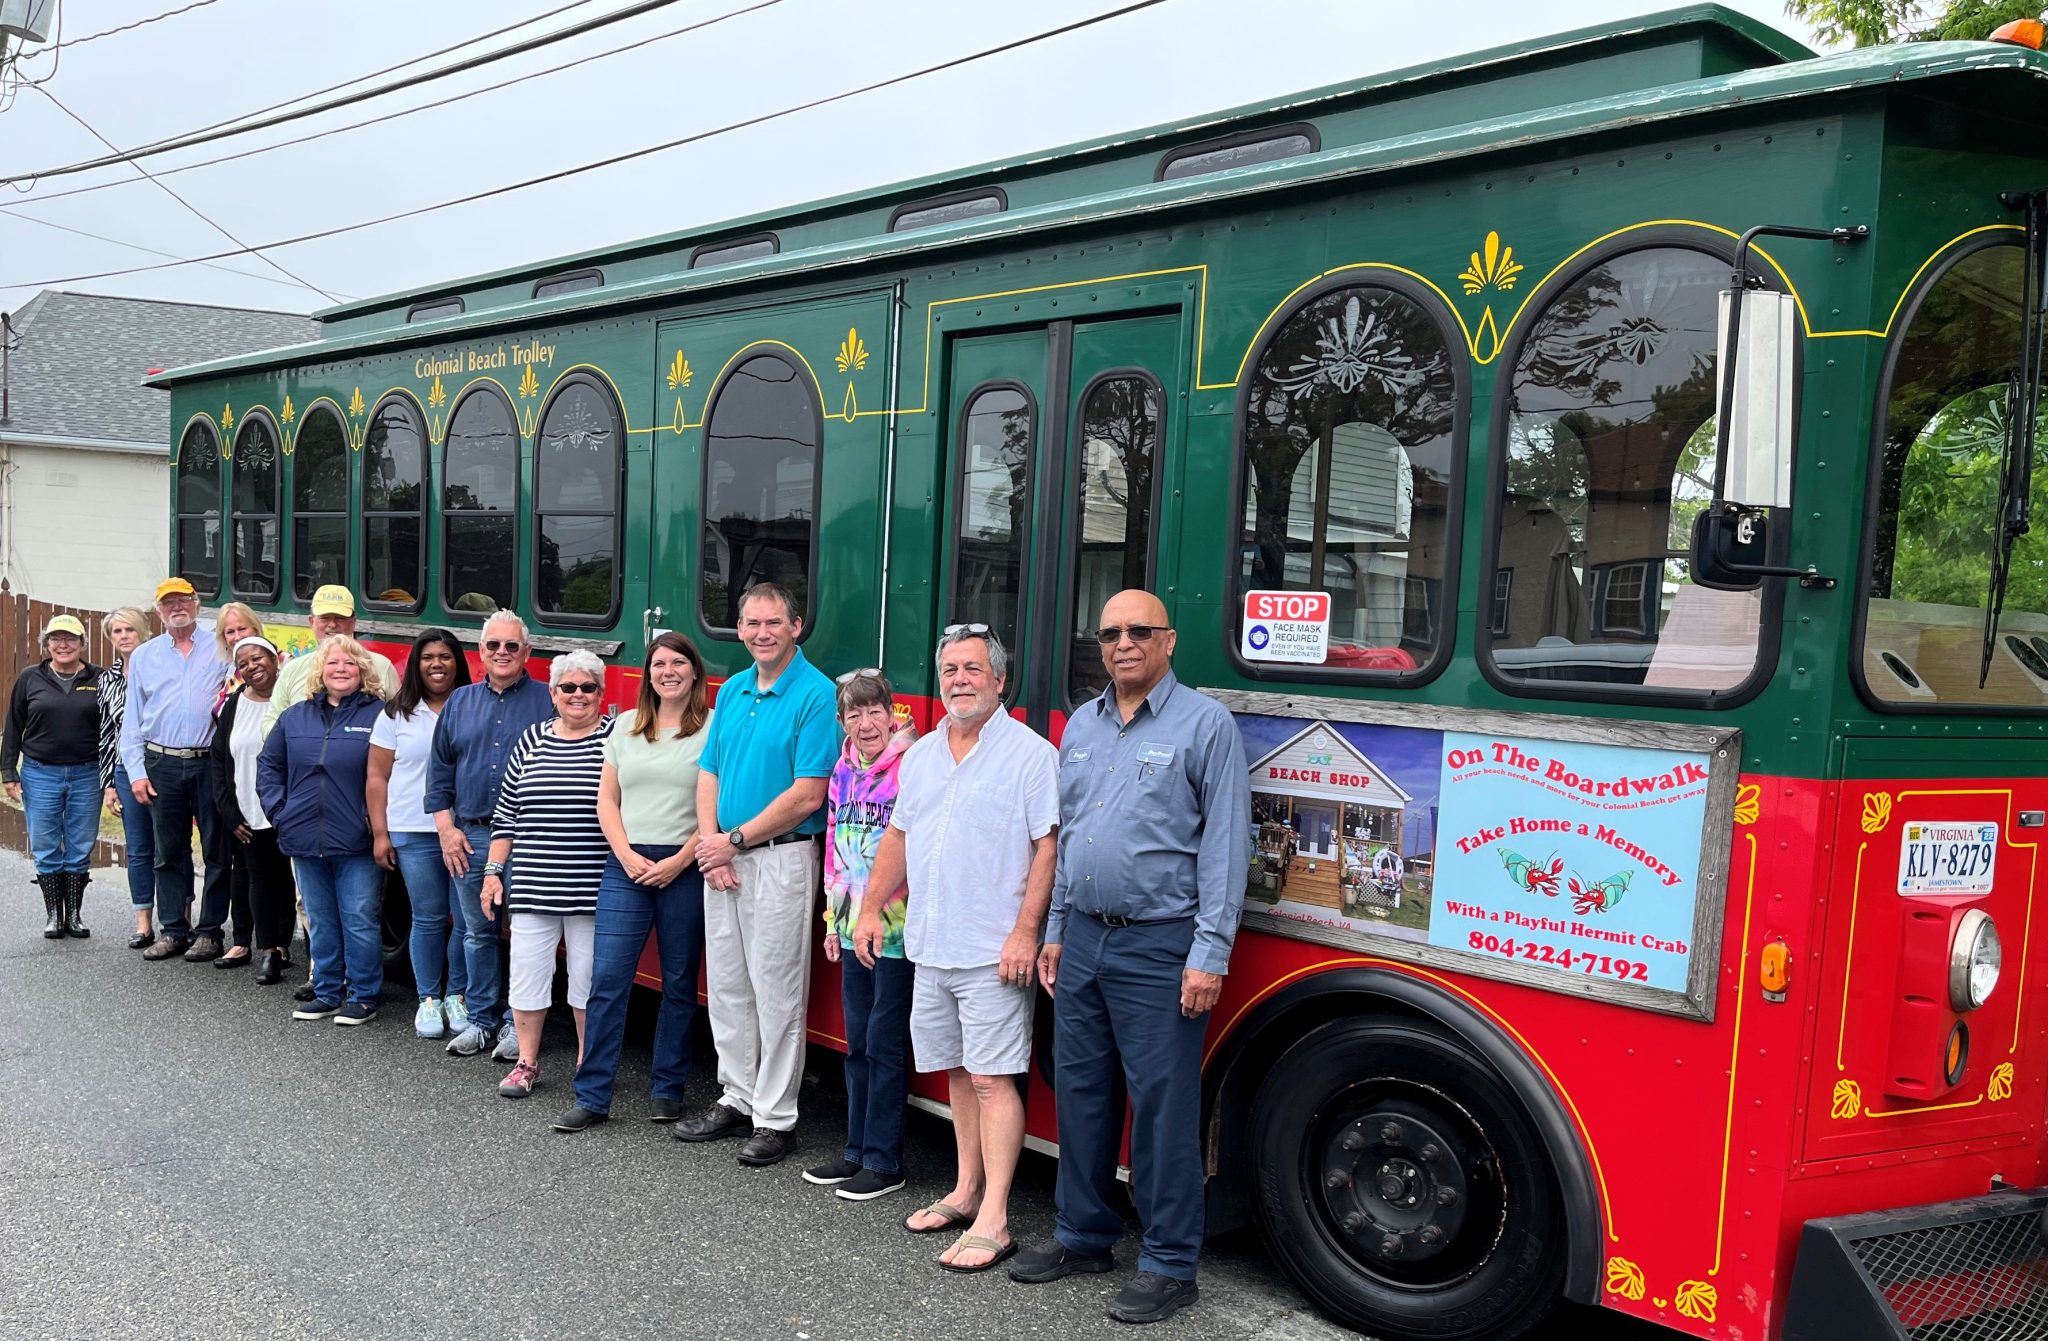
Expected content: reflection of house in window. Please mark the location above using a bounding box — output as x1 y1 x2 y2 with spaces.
1491 568 1513 636
1595 561 1652 638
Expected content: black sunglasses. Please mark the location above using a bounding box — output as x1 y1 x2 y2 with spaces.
557 681 601 695
1096 624 1168 646
483 639 525 652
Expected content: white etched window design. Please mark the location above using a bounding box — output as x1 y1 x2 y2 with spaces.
231 415 280 600
176 422 222 598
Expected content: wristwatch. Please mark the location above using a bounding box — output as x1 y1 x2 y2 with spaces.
730 828 748 851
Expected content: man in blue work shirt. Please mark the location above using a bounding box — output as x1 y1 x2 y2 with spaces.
425 610 555 1060
1011 588 1250 1325
676 581 838 1168
120 577 232 962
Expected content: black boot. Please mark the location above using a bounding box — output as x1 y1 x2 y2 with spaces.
38 875 62 939
61 872 89 939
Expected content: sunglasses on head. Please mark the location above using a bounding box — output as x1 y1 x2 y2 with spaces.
557 681 601 696
835 667 885 685
943 622 992 638
483 639 523 652
1095 623 1167 646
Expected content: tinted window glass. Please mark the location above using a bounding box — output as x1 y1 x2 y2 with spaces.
1865 245 2048 709
1240 285 1457 674
701 354 818 629
361 397 424 609
363 401 423 512
294 517 347 601
444 388 519 614
533 376 621 622
176 423 221 597
952 385 1033 656
231 416 280 598
533 269 601 299
291 407 348 602
890 191 1003 233
407 298 462 322
1160 129 1315 181
537 515 614 619
690 235 777 269
1070 376 1160 702
1487 248 1748 693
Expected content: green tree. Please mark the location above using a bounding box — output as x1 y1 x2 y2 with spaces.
1785 0 2039 47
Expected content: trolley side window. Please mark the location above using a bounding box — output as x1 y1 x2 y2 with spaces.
1863 244 2048 709
533 374 623 625
1237 282 1459 677
361 395 426 613
1484 246 1756 696
699 352 820 632
291 405 349 603
443 386 519 617
1069 373 1161 703
230 413 280 601
951 383 1036 657
175 421 223 599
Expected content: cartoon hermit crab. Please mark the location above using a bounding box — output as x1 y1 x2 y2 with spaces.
1499 849 1564 897
1569 869 1632 915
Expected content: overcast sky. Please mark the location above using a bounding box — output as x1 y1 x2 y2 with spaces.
0 0 1826 316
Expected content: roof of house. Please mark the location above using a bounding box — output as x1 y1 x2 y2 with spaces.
1248 720 1415 805
1 290 313 449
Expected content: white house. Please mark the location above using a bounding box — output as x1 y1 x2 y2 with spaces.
1247 719 1413 912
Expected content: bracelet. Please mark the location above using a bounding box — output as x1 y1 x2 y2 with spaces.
484 861 506 876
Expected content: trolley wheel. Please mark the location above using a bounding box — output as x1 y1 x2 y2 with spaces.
1249 1016 1566 1341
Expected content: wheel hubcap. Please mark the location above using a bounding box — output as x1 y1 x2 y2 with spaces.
1320 1100 1471 1265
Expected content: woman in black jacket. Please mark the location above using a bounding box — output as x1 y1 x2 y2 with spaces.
2 615 104 939
211 637 296 982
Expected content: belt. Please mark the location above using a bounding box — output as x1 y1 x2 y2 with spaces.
1083 909 1186 928
145 743 207 759
457 816 494 828
749 832 817 849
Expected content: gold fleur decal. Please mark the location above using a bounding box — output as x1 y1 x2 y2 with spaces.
835 326 869 373
1459 230 1524 295
1989 1062 2015 1103
1674 1281 1718 1323
1860 792 1893 835
666 350 693 390
221 402 235 432
1830 1078 1862 1119
1604 1257 1646 1302
347 387 365 417
1733 783 1761 827
427 374 447 409
842 382 859 422
280 394 295 424
518 364 540 399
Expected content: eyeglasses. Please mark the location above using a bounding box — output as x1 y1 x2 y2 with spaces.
557 682 601 696
1095 624 1168 645
483 639 523 653
835 667 885 685
942 622 991 638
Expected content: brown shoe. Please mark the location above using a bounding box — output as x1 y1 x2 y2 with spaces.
142 938 191 961
183 936 223 962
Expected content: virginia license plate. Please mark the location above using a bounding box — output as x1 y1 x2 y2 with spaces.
1897 820 1999 895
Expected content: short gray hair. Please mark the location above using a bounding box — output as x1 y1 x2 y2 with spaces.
935 626 1008 683
482 609 530 644
548 649 606 687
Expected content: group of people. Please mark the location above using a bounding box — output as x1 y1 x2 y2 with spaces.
3 576 1250 1325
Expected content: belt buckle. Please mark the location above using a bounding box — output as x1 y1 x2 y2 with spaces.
1099 912 1134 928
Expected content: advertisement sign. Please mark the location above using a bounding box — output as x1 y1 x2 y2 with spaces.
1241 589 1330 664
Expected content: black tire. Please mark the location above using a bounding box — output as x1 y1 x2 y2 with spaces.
1248 1016 1567 1341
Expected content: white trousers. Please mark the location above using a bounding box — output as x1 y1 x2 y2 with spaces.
702 842 819 1131
507 912 596 1011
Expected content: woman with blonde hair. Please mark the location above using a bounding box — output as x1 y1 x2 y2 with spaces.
210 602 264 713
257 636 388 1025
98 606 157 947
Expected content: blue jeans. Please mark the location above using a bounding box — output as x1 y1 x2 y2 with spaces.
840 950 915 1176
451 823 505 1033
294 852 384 1009
113 764 156 908
20 758 100 875
574 850 704 1115
392 831 466 1001
142 749 229 941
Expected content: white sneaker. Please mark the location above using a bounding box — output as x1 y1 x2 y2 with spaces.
491 1020 520 1062
414 996 446 1039
443 994 471 1036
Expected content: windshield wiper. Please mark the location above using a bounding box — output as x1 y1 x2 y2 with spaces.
1983 190 2048 688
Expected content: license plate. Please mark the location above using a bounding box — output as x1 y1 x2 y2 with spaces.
1897 821 1999 895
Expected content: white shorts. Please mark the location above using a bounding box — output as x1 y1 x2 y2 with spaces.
910 962 1034 1076
506 912 596 1012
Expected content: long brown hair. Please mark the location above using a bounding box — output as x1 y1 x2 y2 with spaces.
630 631 709 742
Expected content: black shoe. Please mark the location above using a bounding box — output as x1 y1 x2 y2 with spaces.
671 1103 751 1143
214 950 251 970
59 872 89 938
128 929 155 950
802 1157 861 1186
142 938 191 961
551 1105 609 1133
292 1000 341 1021
736 1127 792 1167
647 1098 683 1123
1106 1272 1198 1324
38 876 62 939
835 1168 906 1201
292 982 317 1003
254 951 287 985
1009 1240 1116 1284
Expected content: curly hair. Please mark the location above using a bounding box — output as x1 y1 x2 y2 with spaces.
304 635 387 702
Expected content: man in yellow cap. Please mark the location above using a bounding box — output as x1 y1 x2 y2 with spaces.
119 577 233 960
261 586 399 736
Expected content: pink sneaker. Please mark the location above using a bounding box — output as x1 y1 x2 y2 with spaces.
497 1059 539 1098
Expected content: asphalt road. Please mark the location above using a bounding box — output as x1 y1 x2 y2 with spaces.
0 847 1663 1341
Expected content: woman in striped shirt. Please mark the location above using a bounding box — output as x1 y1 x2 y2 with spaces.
481 650 613 1099
98 606 157 948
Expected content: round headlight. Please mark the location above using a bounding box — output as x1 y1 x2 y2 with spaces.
1949 909 2002 1012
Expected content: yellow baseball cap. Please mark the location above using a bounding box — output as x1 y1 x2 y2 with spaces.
309 585 356 617
153 576 196 602
41 614 85 638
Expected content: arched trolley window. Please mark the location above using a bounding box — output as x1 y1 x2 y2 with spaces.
361 394 426 613
699 352 821 633
292 404 349 602
444 386 520 617
230 411 281 600
175 420 223 599
533 372 623 625
1482 244 1770 700
1234 279 1462 680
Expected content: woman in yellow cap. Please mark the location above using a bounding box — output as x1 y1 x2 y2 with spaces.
2 615 106 938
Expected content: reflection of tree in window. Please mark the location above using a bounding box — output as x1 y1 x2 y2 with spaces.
1240 287 1455 667
701 354 818 629
293 408 348 601
953 387 1033 656
362 398 424 608
232 416 280 599
536 379 621 621
1070 377 1161 702
177 423 222 596
444 388 519 614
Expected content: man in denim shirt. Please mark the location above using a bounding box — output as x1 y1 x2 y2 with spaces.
1011 589 1250 1325
425 611 555 1059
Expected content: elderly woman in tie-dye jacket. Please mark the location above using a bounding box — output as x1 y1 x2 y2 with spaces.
805 668 917 1202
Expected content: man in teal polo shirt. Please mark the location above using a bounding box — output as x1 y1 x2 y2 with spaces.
676 581 840 1167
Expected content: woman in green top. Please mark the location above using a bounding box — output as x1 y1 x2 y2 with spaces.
551 631 713 1133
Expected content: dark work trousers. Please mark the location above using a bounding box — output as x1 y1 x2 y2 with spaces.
240 826 297 950
839 950 915 1177
1052 912 1207 1280
143 750 229 942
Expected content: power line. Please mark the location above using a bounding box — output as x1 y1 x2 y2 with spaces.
0 205 351 296
52 0 223 49
0 0 1175 293
35 86 337 300
0 0 778 211
1 0 693 187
